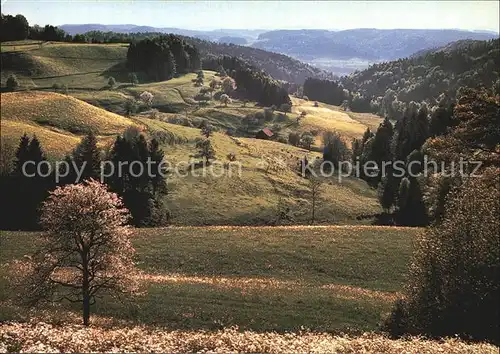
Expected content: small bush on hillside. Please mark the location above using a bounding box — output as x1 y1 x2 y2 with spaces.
149 109 160 120
322 131 350 168
254 111 265 122
108 76 116 88
280 103 292 113
300 132 314 150
128 72 139 85
288 132 301 146
383 169 500 344
264 108 274 121
220 94 231 107
194 92 211 102
276 136 288 144
139 91 154 107
6 74 19 91
275 113 287 122
222 76 236 94
213 90 223 101
124 99 138 116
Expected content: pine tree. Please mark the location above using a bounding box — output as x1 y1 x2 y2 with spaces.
13 134 31 175
148 138 167 196
367 117 393 186
396 177 428 226
378 170 397 213
71 132 101 183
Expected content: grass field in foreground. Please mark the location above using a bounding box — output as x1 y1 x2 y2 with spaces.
2 322 497 353
0 226 419 333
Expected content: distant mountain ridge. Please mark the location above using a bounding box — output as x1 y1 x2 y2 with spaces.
59 24 265 42
252 28 498 60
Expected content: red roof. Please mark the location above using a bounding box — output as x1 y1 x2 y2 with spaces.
261 128 273 137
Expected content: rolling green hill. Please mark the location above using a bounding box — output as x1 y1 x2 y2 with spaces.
0 41 384 225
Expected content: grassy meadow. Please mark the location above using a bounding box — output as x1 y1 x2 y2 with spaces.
1 41 384 225
0 40 497 352
1 226 418 332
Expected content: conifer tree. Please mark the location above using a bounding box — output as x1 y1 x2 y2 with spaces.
71 132 101 182
396 177 428 226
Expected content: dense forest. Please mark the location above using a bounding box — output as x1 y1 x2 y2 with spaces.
127 35 201 80
303 39 500 119
203 55 291 106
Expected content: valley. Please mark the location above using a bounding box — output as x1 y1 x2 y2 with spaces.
0 4 498 351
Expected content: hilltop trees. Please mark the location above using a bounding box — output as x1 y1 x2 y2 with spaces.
12 180 140 326
203 55 292 107
0 13 29 41
127 35 200 81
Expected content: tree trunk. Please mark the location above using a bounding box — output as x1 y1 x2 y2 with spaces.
83 291 90 326
82 251 90 326
311 195 316 225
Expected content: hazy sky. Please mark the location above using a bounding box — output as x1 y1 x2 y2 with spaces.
2 0 499 32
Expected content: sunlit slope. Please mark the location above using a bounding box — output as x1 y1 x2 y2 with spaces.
0 91 136 158
1 42 128 88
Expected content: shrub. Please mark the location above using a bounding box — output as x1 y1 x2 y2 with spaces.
322 131 350 168
288 132 301 146
108 76 116 88
275 113 287 122
263 108 274 121
128 72 139 85
149 109 159 119
384 169 500 344
139 91 154 106
6 74 19 91
220 93 231 107
254 111 265 122
227 152 237 161
222 76 236 94
280 103 292 113
300 132 314 150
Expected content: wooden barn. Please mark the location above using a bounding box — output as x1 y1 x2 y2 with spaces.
255 128 274 140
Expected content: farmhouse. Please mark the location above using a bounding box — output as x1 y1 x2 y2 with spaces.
255 128 274 140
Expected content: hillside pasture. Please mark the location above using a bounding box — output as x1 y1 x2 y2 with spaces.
0 226 418 332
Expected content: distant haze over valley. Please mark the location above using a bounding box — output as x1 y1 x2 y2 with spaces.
59 25 498 75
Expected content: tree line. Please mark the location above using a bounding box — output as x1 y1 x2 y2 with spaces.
379 87 499 344
0 128 169 230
